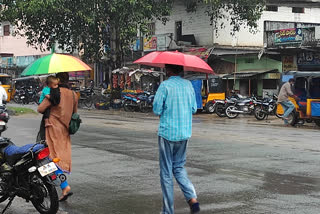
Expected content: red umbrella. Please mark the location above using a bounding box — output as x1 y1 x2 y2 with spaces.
134 51 214 74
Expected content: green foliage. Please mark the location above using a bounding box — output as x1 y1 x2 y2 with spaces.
0 0 173 66
184 0 265 34
0 0 264 66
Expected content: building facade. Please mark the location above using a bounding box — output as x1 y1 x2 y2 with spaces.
0 21 50 76
150 0 320 96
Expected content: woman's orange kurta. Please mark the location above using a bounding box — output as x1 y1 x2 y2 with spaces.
38 87 78 172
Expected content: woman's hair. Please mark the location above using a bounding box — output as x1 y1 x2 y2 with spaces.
56 72 69 84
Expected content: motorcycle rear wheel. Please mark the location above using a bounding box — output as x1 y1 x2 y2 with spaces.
254 107 267 120
31 176 59 214
226 106 239 119
215 103 226 117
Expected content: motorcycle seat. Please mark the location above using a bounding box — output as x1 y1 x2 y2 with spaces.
4 144 45 166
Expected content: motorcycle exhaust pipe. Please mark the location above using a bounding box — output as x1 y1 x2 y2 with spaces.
230 110 244 113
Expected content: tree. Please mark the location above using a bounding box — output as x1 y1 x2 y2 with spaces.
0 0 265 66
185 0 265 34
0 0 173 66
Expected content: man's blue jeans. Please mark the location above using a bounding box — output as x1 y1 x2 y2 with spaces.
158 136 197 214
280 100 295 124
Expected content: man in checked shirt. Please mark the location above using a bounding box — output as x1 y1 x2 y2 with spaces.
153 64 200 214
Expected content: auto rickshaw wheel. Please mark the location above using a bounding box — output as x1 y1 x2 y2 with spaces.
314 119 320 127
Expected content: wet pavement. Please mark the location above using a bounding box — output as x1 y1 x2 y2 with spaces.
1 108 320 214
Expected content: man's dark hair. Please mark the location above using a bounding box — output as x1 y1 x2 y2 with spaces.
165 64 184 74
289 78 295 83
56 72 69 84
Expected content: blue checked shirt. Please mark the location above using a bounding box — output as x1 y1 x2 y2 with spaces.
153 76 197 142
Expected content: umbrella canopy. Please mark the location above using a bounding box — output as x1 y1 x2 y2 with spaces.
134 51 214 74
21 53 91 76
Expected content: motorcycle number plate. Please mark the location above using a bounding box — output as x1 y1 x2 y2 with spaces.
0 121 5 125
38 162 58 177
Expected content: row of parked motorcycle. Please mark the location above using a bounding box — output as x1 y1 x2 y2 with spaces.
13 85 41 105
205 93 281 120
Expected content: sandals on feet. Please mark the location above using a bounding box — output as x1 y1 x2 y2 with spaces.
59 192 73 202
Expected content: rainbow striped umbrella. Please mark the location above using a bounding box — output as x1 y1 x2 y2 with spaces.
21 53 91 76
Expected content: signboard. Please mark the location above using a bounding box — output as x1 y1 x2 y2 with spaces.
265 73 281 79
157 35 167 51
143 36 157 52
282 56 297 72
274 28 303 45
297 52 320 66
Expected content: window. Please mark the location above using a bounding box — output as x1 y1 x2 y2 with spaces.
147 22 155 36
3 25 10 36
292 7 304 13
266 5 278 12
175 21 182 41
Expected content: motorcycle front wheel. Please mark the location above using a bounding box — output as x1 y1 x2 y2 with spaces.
13 95 21 104
123 100 135 112
0 176 9 203
205 101 216 114
31 175 59 214
226 106 239 119
254 106 267 120
139 101 151 113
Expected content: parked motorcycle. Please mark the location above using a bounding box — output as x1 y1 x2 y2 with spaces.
225 95 257 119
215 94 243 117
0 140 61 214
0 112 63 214
254 94 280 120
139 92 155 113
123 94 141 112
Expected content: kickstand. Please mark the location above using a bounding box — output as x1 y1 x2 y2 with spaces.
1 196 15 214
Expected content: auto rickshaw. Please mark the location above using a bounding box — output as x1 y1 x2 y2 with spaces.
277 71 320 126
186 74 225 113
0 73 13 102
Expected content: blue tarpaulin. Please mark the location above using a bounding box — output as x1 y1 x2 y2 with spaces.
191 80 203 109
311 102 320 117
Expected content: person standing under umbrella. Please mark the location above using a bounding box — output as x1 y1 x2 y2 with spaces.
38 72 78 201
153 64 200 214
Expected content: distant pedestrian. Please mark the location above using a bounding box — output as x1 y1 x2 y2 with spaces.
153 64 200 214
38 72 78 201
278 78 299 125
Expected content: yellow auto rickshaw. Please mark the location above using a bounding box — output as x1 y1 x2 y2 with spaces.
0 74 13 102
186 74 225 113
277 71 320 126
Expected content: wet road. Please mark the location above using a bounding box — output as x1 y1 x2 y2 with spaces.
1 109 320 214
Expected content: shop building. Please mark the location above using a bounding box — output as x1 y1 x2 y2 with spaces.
143 0 320 97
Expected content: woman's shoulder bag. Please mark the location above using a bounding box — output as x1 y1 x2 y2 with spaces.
69 91 81 135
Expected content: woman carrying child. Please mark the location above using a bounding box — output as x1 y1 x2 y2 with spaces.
38 72 78 201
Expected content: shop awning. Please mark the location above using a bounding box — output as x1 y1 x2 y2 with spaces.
222 69 279 79
184 47 211 60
